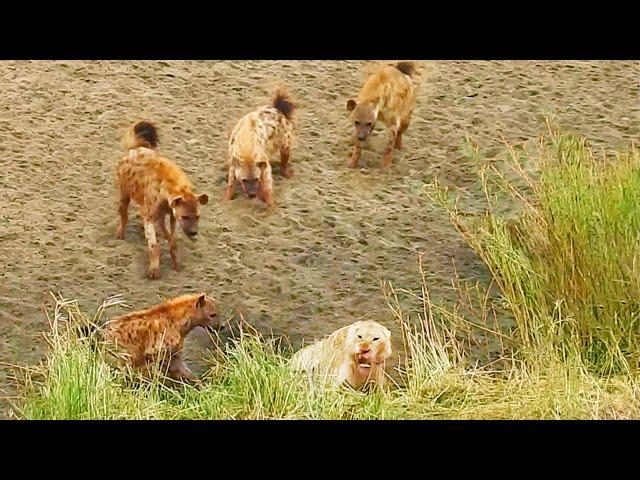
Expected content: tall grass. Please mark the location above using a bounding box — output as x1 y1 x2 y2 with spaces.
12 128 640 419
429 125 640 374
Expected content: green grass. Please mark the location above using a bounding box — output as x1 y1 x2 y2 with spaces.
17 297 398 420
12 127 640 419
430 126 640 374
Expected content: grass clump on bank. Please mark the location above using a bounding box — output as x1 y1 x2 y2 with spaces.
13 128 640 419
430 125 640 374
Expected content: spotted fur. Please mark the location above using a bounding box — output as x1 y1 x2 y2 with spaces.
116 121 209 279
103 293 221 382
346 61 418 169
225 88 296 207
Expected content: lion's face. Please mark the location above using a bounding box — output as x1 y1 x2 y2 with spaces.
343 321 392 380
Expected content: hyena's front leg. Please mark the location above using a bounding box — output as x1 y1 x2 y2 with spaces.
168 352 199 383
115 193 130 239
144 219 161 279
258 162 275 208
168 213 179 271
382 124 400 169
158 216 179 272
349 138 362 168
394 134 403 150
225 164 236 201
280 144 293 178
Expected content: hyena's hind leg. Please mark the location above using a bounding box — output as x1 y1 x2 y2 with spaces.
123 349 153 382
115 192 130 239
257 161 275 208
280 143 293 178
395 119 411 150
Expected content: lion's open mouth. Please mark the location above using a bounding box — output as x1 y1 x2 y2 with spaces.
356 353 374 371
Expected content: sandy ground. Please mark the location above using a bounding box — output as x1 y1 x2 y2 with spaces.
0 60 638 416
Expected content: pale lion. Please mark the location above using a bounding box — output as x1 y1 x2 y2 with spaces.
290 320 392 390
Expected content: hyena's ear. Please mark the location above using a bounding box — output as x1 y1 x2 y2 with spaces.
196 294 206 309
197 193 209 205
346 99 357 112
169 196 183 208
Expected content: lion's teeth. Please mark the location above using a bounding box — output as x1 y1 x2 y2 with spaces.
359 364 371 368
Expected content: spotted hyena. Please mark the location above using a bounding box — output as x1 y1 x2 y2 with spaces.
346 61 418 169
101 293 222 382
225 88 296 208
116 121 209 279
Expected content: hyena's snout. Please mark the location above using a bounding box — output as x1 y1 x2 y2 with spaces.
205 312 222 330
356 125 373 142
203 311 228 332
180 220 199 239
241 178 259 198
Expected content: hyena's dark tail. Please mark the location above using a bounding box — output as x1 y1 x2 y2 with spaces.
75 322 106 353
272 88 296 120
123 120 159 151
77 325 97 338
76 314 108 341
395 61 416 77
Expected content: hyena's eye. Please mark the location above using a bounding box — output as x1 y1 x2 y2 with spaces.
181 216 190 220
366 122 372 127
355 121 361 127
357 335 362 339
373 337 379 341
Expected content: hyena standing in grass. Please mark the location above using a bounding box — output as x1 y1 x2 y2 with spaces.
99 293 222 383
225 88 296 208
116 121 209 279
347 61 418 169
